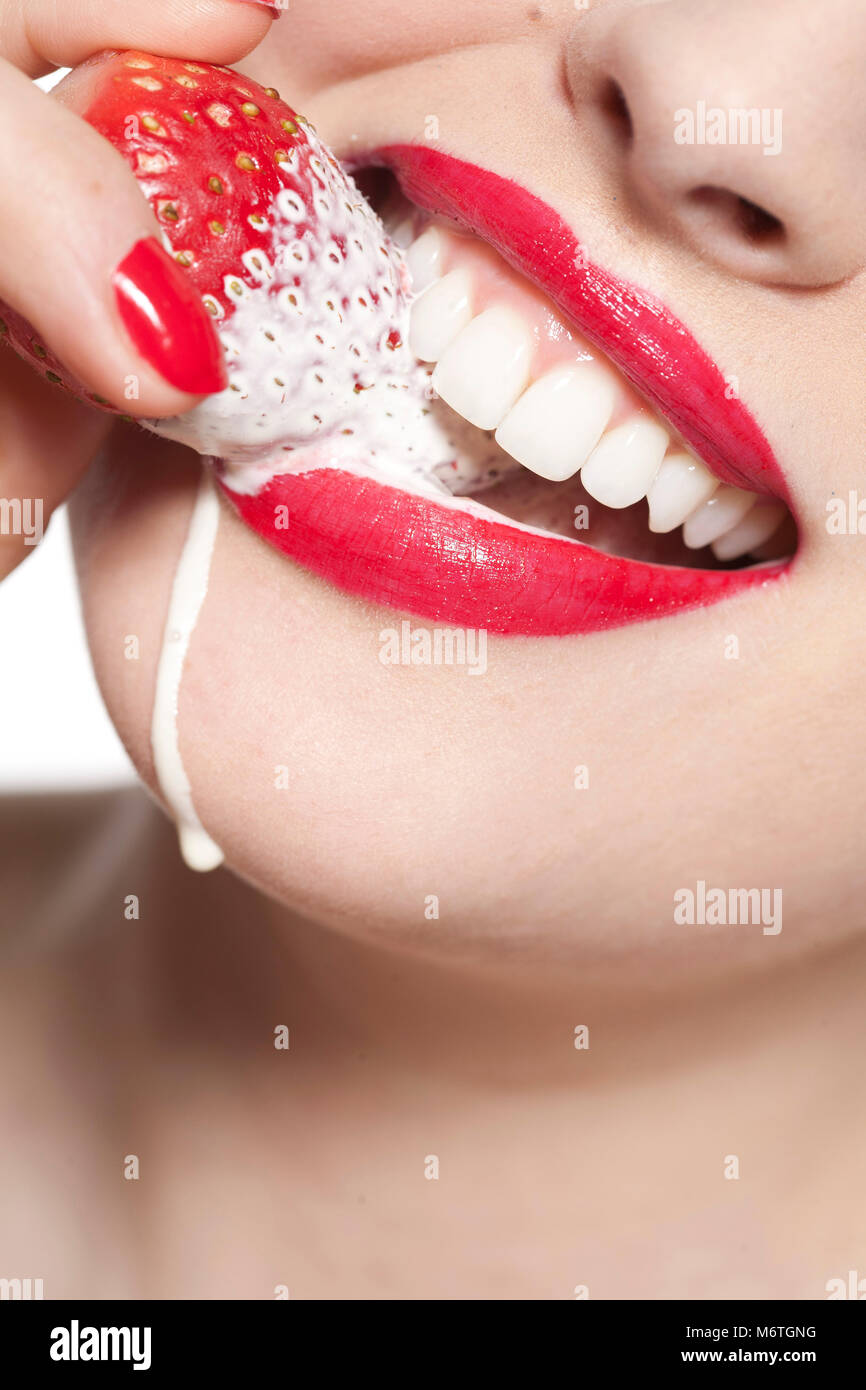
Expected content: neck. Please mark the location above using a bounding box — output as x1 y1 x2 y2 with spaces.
132 850 866 1296
256 900 863 1085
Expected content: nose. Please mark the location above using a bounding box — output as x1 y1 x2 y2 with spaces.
567 0 866 287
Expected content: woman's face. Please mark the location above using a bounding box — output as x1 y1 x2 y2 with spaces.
71 0 866 976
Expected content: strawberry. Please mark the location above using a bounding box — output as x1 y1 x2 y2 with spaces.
0 50 419 469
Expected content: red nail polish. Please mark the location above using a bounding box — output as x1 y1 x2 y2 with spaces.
113 238 227 397
234 0 284 16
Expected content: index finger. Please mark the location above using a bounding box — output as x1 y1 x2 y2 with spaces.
0 0 278 77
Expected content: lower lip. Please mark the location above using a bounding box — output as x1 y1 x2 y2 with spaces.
221 468 787 637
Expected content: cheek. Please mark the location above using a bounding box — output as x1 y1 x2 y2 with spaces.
260 0 535 95
70 436 197 791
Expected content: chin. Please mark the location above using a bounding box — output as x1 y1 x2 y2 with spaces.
69 427 820 982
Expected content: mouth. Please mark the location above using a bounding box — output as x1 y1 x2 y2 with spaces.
223 145 795 636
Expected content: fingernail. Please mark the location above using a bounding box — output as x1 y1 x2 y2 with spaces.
234 0 284 16
113 238 227 397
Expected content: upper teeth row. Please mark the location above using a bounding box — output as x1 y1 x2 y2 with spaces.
401 226 785 562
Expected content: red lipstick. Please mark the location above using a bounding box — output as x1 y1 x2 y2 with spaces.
223 469 780 637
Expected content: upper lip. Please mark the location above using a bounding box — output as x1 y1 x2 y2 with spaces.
360 142 792 511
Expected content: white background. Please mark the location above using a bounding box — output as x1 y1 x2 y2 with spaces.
0 509 136 789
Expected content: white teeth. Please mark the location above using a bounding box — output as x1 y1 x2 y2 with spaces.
579 416 669 509
405 227 444 292
391 218 416 249
494 363 616 481
711 500 786 561
683 485 757 549
647 451 718 533
408 268 473 362
432 306 533 430
401 228 788 561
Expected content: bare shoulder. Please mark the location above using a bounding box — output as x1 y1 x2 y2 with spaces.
0 788 275 1295
0 787 237 1294
0 790 154 1292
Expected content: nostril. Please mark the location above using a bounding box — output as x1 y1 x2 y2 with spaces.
599 78 633 144
688 185 786 247
735 195 785 245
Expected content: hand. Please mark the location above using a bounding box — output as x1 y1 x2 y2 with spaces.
0 0 278 579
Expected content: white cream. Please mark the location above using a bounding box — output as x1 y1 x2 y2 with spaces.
145 125 512 505
150 469 224 873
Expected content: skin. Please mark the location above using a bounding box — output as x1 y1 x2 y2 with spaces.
1 0 865 1298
